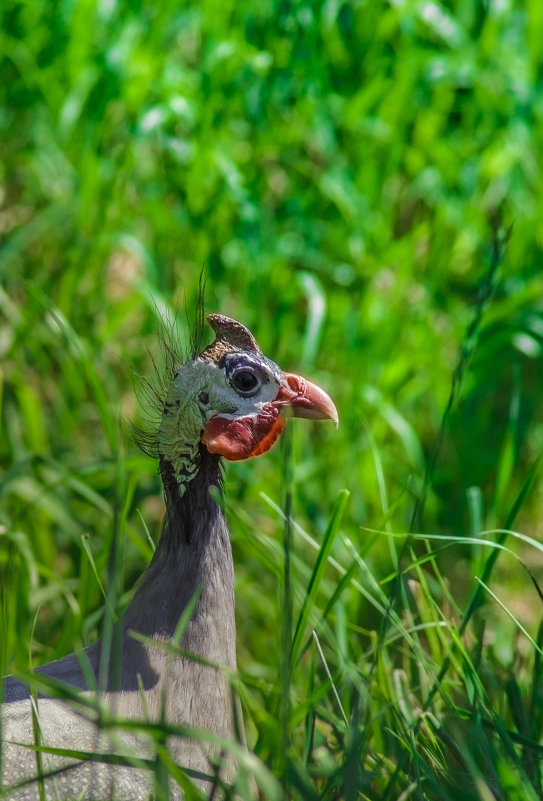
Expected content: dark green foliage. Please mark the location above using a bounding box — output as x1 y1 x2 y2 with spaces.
2 0 543 798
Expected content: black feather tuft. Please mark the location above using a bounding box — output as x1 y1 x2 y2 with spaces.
131 272 208 458
188 268 207 358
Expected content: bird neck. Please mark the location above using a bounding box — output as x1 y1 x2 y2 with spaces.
124 446 233 641
109 446 237 719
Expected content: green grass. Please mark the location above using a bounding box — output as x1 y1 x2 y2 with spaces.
2 0 543 798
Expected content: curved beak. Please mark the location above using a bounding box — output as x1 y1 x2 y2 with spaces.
278 373 338 425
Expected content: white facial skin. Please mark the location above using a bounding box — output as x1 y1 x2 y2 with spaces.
158 352 282 495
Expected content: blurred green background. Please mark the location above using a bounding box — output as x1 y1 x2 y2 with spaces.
2 0 543 797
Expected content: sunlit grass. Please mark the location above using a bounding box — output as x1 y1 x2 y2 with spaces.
3 0 543 797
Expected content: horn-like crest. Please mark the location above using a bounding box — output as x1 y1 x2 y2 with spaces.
207 314 261 351
200 314 261 362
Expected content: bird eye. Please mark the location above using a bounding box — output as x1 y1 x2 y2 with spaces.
231 368 260 396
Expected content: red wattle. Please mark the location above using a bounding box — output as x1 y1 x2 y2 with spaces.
202 407 285 461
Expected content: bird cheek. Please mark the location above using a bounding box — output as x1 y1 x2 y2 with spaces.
202 417 253 460
246 414 285 458
202 409 285 461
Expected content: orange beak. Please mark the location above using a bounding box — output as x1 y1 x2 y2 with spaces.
277 373 339 423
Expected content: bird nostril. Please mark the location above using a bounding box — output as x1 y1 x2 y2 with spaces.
285 374 301 392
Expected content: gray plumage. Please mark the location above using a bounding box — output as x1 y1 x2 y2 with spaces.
2 448 236 800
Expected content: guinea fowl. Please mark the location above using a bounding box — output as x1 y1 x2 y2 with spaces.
1 313 337 800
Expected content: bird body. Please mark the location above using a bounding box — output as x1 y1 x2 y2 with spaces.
1 314 337 800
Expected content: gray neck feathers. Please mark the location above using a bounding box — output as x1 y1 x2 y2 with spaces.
128 446 227 625
119 447 236 702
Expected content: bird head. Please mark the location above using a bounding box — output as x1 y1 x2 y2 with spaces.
157 314 337 490
199 314 338 460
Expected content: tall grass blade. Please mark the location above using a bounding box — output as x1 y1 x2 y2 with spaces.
291 489 349 666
